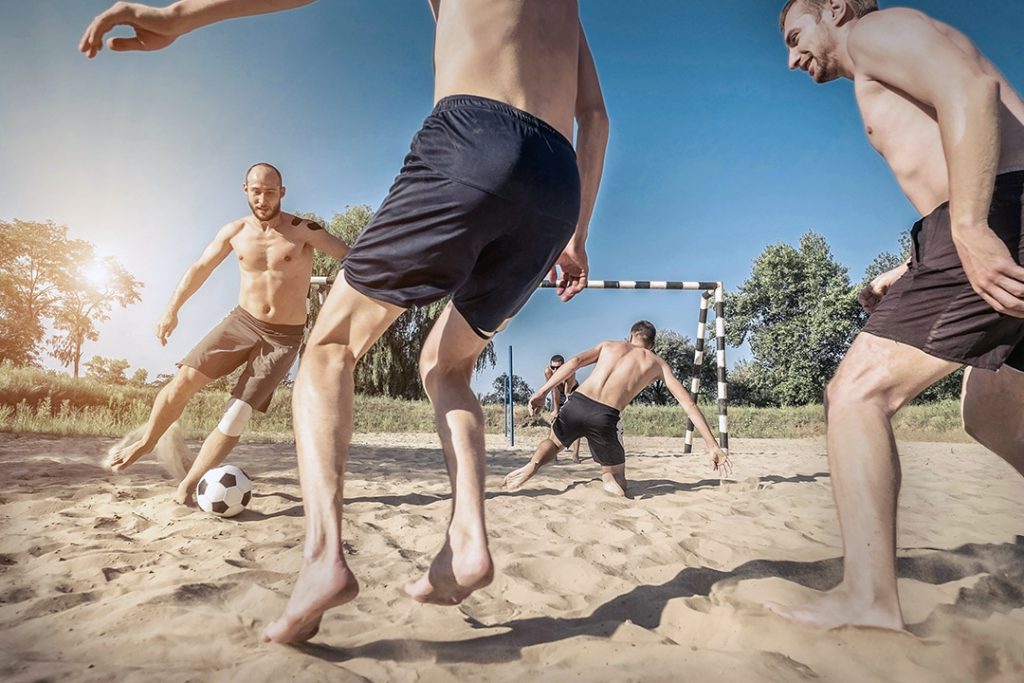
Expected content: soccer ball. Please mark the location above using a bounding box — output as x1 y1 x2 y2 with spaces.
196 465 252 517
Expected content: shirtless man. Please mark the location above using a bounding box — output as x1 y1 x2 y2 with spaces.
774 0 1024 630
542 354 582 462
502 321 731 497
105 163 350 510
81 0 608 644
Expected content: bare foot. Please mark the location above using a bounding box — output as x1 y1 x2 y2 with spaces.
104 439 151 472
501 461 539 491
601 471 627 497
261 558 359 644
765 587 905 631
404 534 493 606
172 482 194 507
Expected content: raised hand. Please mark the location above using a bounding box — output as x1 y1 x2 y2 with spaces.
80 2 180 58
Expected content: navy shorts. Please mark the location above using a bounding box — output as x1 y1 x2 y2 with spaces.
552 392 626 467
343 95 581 337
863 171 1024 371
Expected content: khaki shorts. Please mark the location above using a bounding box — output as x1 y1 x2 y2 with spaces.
179 307 304 412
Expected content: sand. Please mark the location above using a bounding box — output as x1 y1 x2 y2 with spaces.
0 430 1021 682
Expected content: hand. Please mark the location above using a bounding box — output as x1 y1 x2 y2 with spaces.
858 263 908 314
548 236 588 302
711 448 732 478
528 393 544 416
953 224 1024 318
80 2 180 58
156 310 178 346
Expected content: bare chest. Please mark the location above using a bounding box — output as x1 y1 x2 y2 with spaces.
233 227 311 275
854 78 943 167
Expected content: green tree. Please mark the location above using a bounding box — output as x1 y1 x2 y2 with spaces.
0 220 78 366
303 206 496 399
130 367 149 386
633 329 718 406
50 247 143 379
84 355 131 385
727 232 863 406
482 373 534 405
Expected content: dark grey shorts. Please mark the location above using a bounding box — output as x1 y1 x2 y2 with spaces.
343 95 581 337
179 307 304 412
863 171 1024 371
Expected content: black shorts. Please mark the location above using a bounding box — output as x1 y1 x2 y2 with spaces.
863 171 1024 371
552 393 625 467
343 95 581 337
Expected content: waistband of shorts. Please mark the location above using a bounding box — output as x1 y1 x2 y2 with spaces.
569 391 620 415
432 94 575 151
233 306 306 336
921 170 1024 221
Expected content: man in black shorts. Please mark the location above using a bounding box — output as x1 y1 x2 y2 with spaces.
772 0 1024 631
501 321 731 497
80 0 609 643
541 354 582 461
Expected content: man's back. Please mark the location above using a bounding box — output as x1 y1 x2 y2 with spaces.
431 0 581 139
577 341 664 411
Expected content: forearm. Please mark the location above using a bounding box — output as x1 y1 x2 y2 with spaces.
943 78 1001 234
166 265 210 314
165 0 315 35
572 109 609 243
673 390 719 450
537 360 581 398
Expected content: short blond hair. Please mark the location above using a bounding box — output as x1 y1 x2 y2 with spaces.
779 0 879 31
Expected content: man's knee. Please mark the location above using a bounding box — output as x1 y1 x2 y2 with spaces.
166 367 210 401
419 351 472 394
217 398 253 437
303 340 357 375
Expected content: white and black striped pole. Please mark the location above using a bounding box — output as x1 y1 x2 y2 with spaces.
714 284 729 453
683 291 711 453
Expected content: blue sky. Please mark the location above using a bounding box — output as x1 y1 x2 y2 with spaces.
2 1 1023 395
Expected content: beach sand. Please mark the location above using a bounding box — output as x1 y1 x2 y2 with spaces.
0 430 1021 682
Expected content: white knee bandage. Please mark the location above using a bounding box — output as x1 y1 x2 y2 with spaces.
217 399 253 437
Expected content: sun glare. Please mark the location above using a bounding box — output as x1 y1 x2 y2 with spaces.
83 260 111 288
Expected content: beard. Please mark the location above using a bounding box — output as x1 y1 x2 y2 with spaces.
249 199 281 222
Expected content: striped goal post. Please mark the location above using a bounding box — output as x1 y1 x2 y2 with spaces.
537 279 728 454
308 276 729 454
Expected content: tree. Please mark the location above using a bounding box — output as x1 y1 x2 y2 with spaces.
481 373 533 405
84 355 131 385
303 206 496 399
50 245 143 379
130 368 149 386
0 220 78 366
727 232 863 406
633 329 718 405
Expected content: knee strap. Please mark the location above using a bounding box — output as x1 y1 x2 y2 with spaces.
217 398 253 437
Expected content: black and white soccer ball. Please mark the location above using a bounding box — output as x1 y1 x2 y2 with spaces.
196 465 252 517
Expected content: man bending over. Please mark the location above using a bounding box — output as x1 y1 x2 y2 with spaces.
502 321 731 496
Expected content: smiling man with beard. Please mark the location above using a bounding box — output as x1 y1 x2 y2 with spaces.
105 162 351 510
772 0 1024 631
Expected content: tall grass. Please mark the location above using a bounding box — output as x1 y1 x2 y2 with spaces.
0 365 968 442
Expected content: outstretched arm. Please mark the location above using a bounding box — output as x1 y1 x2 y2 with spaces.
849 11 1024 317
529 344 601 414
550 23 609 302
157 221 236 345
659 359 731 473
80 0 316 58
304 222 350 263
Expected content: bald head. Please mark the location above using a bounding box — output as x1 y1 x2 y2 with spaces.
245 162 283 186
243 162 285 222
